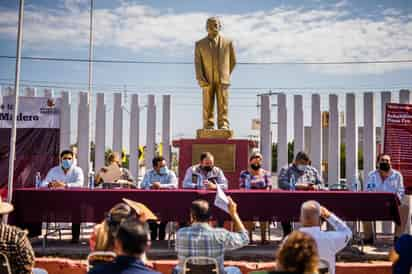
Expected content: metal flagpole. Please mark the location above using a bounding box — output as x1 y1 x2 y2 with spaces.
5 0 25 223
87 0 94 174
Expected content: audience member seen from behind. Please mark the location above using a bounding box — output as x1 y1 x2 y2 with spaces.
274 231 319 274
174 198 249 274
89 200 157 268
0 197 48 274
299 200 352 274
239 151 271 243
363 153 409 245
88 219 160 274
41 149 84 243
389 234 412 274
277 151 323 238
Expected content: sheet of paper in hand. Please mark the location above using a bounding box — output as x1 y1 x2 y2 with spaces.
214 183 230 214
100 163 122 183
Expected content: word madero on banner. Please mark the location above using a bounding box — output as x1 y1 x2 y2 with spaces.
0 96 61 128
384 103 412 194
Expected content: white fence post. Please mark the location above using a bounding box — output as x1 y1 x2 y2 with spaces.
60 91 71 152
44 88 53 98
145 95 156 169
328 94 340 185
129 94 140 178
162 95 172 165
95 93 106 171
77 92 90 185
311 94 322 172
294 95 304 157
113 93 123 154
277 93 288 171
363 92 376 189
345 93 358 190
260 95 271 172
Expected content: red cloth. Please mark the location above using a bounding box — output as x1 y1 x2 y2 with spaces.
11 188 401 226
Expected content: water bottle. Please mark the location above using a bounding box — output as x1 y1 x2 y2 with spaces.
89 170 95 189
35 172 41 189
290 174 296 191
245 174 251 190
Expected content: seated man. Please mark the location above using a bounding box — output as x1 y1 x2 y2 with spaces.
299 200 352 274
183 152 228 190
0 197 47 274
278 151 323 237
141 156 177 240
88 219 160 274
174 198 249 274
96 152 135 186
41 149 84 243
363 153 409 244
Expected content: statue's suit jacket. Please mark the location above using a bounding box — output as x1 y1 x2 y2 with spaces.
194 35 236 87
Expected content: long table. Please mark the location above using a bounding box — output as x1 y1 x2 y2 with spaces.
11 188 401 226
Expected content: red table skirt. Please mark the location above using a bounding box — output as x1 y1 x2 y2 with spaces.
11 188 401 226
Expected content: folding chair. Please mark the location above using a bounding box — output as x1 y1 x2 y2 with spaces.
87 251 116 271
182 256 219 274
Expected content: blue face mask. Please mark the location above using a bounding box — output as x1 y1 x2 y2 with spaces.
159 166 169 175
61 159 73 170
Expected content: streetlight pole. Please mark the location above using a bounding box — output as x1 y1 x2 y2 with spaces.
5 0 25 223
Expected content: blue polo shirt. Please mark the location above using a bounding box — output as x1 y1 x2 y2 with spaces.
88 256 160 274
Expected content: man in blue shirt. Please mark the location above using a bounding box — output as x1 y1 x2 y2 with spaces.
141 156 177 240
88 219 159 274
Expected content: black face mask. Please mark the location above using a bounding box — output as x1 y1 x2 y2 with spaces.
250 164 261 171
203 166 213 172
379 162 390 172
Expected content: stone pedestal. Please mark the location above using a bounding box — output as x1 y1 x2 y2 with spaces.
173 138 257 189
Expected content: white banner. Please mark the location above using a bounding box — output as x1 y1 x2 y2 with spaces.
0 96 61 129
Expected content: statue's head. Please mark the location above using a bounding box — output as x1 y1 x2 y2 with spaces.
206 17 221 38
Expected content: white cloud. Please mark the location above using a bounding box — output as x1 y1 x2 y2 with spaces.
0 1 411 74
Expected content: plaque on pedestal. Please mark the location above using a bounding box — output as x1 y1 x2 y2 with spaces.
196 129 234 139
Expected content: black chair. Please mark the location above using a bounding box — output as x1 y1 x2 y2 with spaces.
182 256 219 274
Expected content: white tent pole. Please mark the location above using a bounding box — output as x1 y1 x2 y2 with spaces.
5 0 24 223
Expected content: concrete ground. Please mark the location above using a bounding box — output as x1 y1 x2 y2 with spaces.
31 222 395 263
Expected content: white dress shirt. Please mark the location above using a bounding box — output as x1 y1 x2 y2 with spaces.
299 214 352 274
41 165 84 188
366 169 405 202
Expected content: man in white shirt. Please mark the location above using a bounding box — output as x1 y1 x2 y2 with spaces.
41 150 84 243
41 150 84 188
363 153 409 244
299 200 352 274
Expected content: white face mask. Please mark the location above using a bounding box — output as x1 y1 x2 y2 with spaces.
297 164 307 171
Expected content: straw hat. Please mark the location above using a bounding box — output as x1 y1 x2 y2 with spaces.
0 197 14 215
122 198 157 222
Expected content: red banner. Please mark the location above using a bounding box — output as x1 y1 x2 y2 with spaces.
384 103 412 194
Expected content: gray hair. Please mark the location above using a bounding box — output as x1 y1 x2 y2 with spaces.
300 200 321 221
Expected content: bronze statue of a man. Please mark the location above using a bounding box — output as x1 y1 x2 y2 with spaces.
195 17 236 130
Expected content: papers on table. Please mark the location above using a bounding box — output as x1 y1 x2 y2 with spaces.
100 163 122 183
214 183 230 214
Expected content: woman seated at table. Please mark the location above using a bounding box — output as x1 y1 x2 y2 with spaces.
89 199 157 268
95 152 135 187
239 152 271 244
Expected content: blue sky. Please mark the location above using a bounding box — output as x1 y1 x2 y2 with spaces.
0 0 411 149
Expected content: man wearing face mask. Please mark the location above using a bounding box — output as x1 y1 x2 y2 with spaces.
141 156 177 240
96 152 135 185
277 151 323 237
41 149 84 242
363 153 409 245
183 152 228 190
